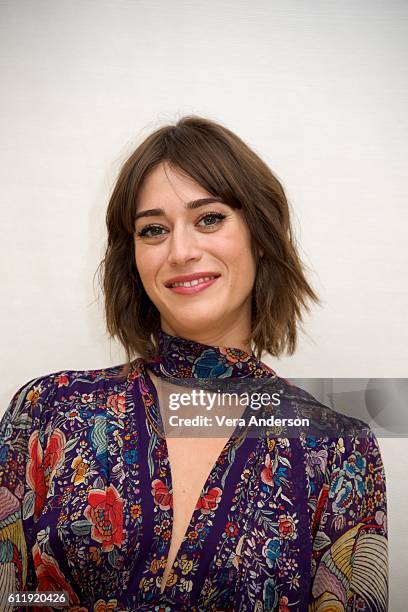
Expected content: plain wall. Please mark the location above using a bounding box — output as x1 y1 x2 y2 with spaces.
1 1 406 608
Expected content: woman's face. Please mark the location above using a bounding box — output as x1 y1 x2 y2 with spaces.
134 162 259 345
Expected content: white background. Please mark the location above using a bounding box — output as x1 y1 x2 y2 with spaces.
1 1 406 607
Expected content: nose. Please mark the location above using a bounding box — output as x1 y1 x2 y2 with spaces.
167 223 202 266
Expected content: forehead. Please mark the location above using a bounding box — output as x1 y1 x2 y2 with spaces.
137 162 211 207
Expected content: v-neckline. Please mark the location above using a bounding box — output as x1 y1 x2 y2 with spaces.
140 362 247 597
159 435 237 595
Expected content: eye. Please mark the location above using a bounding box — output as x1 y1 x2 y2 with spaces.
136 224 167 239
197 212 227 228
135 211 227 240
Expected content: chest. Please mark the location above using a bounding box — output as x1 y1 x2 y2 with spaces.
159 436 230 592
166 435 230 509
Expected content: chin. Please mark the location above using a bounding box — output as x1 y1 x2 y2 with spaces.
164 309 225 335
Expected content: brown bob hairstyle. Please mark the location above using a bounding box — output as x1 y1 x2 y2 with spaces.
97 115 320 366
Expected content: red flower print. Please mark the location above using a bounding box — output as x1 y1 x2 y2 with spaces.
56 374 69 387
311 484 329 538
26 429 66 520
278 514 297 540
151 479 173 511
195 487 222 515
107 393 126 417
32 542 80 604
224 521 238 537
84 484 124 552
278 595 290 612
43 430 66 487
261 453 274 487
127 366 140 382
81 392 94 404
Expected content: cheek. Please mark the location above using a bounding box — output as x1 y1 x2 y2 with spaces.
134 245 159 288
221 227 256 276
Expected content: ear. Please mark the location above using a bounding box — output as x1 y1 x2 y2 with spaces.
258 247 264 258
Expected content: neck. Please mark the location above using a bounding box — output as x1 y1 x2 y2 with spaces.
160 320 253 354
144 327 277 381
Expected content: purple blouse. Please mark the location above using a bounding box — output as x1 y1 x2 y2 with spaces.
0 330 388 611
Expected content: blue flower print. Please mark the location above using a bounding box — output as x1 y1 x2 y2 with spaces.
262 537 280 569
333 480 354 513
306 436 319 449
124 448 138 464
344 451 366 479
192 349 233 378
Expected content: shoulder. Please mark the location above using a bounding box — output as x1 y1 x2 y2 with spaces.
18 359 147 394
276 376 373 435
1 360 146 434
8 362 126 399
265 377 385 475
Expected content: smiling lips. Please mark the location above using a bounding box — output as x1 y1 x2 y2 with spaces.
165 273 220 295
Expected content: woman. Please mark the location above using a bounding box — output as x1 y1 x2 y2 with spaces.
0 116 388 611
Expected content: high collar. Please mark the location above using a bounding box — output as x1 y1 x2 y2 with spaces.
145 329 277 380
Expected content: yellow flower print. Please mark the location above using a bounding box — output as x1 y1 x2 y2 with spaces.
179 554 193 576
71 456 90 486
113 429 123 448
267 438 276 452
150 556 166 574
335 437 345 457
26 386 41 406
163 567 177 587
130 503 142 519
93 599 117 612
139 577 154 592
374 490 384 505
366 474 375 495
89 546 102 566
179 577 193 593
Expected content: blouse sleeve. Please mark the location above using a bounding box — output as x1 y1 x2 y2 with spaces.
308 428 389 611
0 375 56 603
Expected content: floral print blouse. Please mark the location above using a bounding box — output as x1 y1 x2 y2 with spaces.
0 330 388 611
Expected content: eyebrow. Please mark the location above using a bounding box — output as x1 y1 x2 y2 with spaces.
134 197 225 222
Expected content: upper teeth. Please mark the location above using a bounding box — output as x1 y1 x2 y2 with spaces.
170 276 216 288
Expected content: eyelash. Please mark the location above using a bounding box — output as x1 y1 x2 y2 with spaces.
136 212 227 239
